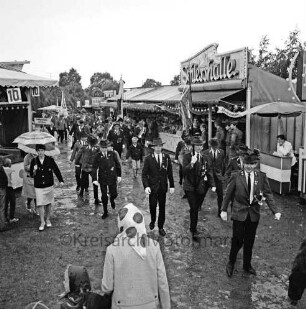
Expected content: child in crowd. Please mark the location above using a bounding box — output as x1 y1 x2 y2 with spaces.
126 136 143 178
3 158 18 223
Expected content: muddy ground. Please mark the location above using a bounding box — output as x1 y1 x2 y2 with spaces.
0 144 305 308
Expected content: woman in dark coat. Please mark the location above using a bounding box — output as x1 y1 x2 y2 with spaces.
30 144 64 231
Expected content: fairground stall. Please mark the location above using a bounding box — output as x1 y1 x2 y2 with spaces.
0 62 58 188
173 43 302 194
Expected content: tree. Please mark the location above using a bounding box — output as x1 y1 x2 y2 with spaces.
170 74 180 86
59 68 82 87
142 78 162 88
253 29 305 79
88 72 119 97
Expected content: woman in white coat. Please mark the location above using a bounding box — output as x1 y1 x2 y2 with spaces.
101 203 171 309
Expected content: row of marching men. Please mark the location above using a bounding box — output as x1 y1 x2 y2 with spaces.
175 133 282 280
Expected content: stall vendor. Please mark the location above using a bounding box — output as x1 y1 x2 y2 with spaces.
273 134 297 166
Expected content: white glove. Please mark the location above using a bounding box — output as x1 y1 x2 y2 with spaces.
191 155 197 164
145 187 151 194
59 182 64 187
274 213 281 220
211 187 216 192
169 188 174 194
174 160 178 164
117 177 122 183
122 144 125 149
93 181 99 186
220 211 227 221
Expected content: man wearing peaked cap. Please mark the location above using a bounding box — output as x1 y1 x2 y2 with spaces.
142 137 174 237
107 121 125 158
92 139 122 219
221 151 281 278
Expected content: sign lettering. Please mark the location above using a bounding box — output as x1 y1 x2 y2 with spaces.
34 118 52 125
180 44 248 87
31 87 40 97
7 88 22 103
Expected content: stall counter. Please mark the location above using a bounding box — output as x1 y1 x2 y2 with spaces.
159 132 182 153
260 152 292 195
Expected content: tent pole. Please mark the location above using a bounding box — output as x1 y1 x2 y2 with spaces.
25 88 32 132
246 86 251 147
208 105 212 140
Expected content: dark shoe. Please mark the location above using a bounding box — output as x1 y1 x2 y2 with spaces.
110 200 116 209
0 226 11 232
149 222 155 230
244 266 257 275
191 229 199 237
94 199 102 205
159 228 166 236
290 300 298 306
226 262 234 277
76 186 80 191
217 210 221 218
78 194 83 199
101 213 108 219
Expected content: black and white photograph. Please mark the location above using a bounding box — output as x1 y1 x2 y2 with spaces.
0 0 306 308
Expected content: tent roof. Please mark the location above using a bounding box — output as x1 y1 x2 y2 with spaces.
248 64 298 107
0 67 58 88
107 87 154 102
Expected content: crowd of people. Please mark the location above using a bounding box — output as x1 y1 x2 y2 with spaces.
0 111 304 308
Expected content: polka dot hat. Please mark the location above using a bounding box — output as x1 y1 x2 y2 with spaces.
117 203 147 259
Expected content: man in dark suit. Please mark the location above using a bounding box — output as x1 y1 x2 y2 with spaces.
142 137 174 236
92 140 122 219
203 138 225 217
182 136 216 240
221 152 281 277
224 144 249 185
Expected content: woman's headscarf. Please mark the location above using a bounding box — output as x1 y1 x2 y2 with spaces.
117 203 147 259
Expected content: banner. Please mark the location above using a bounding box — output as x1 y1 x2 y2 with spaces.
180 86 193 130
217 106 244 118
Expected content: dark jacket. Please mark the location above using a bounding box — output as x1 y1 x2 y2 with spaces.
108 129 125 149
30 156 64 188
203 148 225 181
142 153 174 193
92 151 121 185
182 151 215 192
70 141 87 162
224 156 244 183
221 170 278 222
0 166 8 188
75 145 99 172
126 144 143 161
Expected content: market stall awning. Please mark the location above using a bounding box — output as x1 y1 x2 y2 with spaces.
107 87 155 102
166 89 244 104
0 67 58 88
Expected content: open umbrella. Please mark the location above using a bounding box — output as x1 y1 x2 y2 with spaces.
13 131 60 156
13 131 56 144
239 102 306 117
17 143 60 156
38 105 61 112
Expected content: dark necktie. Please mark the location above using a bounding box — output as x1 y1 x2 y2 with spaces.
197 153 200 162
248 173 251 196
158 155 161 168
213 151 216 161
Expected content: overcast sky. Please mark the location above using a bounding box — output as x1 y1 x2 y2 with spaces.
1 0 305 88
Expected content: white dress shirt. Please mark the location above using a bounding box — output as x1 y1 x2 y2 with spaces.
245 171 254 203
